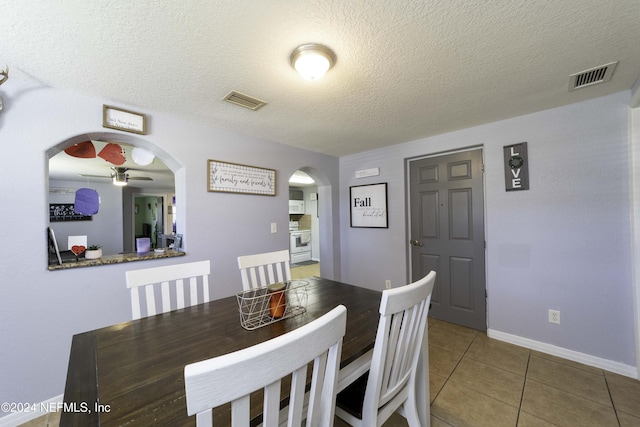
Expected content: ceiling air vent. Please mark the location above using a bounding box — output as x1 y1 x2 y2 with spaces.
223 90 267 111
569 61 618 91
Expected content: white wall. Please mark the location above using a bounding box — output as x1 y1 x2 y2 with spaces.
0 78 340 413
340 92 636 372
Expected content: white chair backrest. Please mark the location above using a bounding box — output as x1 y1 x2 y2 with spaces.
184 305 347 427
125 260 211 320
237 250 291 291
361 271 435 425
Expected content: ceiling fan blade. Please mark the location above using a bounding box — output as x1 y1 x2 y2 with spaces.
79 174 110 178
65 141 96 159
98 143 126 165
128 177 153 181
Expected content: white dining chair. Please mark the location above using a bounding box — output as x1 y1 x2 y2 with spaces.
237 249 291 291
125 260 211 320
334 271 436 427
184 304 347 427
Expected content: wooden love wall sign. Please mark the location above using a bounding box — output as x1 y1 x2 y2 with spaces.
503 142 529 191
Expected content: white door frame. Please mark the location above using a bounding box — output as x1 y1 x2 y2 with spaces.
629 103 640 379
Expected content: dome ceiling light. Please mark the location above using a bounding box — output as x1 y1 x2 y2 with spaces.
290 44 336 80
131 147 155 165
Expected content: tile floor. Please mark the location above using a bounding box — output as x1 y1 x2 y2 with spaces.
338 319 640 427
290 261 320 279
18 273 640 427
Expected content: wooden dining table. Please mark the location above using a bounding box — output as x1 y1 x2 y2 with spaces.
60 276 430 426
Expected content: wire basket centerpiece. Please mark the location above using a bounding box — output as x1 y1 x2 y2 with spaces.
237 280 308 330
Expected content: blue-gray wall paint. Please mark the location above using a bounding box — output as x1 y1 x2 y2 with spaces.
340 91 635 368
0 76 636 414
0 78 340 411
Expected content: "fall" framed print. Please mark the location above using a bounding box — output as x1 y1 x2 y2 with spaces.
350 182 388 228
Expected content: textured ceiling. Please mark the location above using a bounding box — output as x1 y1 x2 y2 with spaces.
1 0 640 157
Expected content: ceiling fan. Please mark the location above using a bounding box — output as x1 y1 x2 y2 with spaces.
81 167 153 186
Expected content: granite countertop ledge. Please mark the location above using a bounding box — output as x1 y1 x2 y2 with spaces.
48 250 186 270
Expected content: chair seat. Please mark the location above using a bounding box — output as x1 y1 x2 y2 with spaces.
336 372 369 419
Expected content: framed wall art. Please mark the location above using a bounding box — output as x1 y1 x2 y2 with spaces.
350 182 388 228
207 160 276 196
49 203 92 222
102 105 147 134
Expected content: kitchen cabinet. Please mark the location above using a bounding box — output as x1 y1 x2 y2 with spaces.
289 189 303 200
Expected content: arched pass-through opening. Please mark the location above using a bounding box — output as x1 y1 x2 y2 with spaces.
46 131 184 268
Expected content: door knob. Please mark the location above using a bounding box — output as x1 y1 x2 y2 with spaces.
409 239 423 247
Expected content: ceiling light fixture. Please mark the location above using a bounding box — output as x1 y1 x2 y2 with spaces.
131 147 155 166
289 171 315 185
290 44 336 80
112 170 128 186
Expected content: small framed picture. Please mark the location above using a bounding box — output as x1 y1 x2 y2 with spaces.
350 183 388 228
103 105 147 134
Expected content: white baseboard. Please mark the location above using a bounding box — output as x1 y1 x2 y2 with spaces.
488 329 638 379
0 394 63 427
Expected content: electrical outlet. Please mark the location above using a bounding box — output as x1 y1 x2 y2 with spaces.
549 309 560 324
385 280 391 289
270 222 277 233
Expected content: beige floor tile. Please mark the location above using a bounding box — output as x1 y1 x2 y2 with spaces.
527 356 611 406
16 416 48 427
449 357 525 407
429 345 463 379
466 334 530 376
430 372 448 403
431 319 479 341
430 414 455 426
334 411 409 426
606 371 640 419
427 317 441 328
428 322 477 356
290 263 320 279
16 411 62 427
618 410 640 427
517 411 558 426
382 412 410 426
47 410 61 427
431 380 519 427
521 379 618 426
531 350 603 376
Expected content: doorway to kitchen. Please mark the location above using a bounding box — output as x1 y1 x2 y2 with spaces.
289 169 320 276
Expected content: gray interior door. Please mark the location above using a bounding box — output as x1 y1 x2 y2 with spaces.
409 149 486 331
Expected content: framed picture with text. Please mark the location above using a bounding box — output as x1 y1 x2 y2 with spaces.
350 183 388 228
102 105 147 134
207 160 276 196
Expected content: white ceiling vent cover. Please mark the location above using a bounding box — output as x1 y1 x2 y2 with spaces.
569 61 618 91
223 90 267 111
